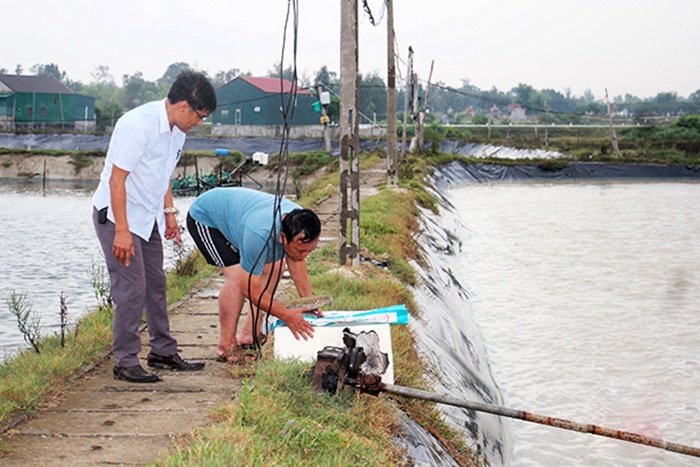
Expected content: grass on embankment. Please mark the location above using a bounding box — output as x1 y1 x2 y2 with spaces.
0 255 215 436
155 151 482 466
156 359 404 466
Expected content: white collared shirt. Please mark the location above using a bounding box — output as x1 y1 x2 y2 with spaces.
92 98 185 240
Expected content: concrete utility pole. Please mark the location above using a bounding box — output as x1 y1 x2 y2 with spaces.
605 88 620 153
339 0 360 267
400 46 413 160
544 100 549 148
386 0 397 185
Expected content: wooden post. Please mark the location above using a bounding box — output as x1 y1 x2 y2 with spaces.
317 84 332 152
339 0 360 267
386 0 397 185
605 88 619 153
194 154 201 195
400 47 413 160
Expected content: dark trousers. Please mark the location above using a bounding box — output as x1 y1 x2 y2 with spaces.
93 208 177 367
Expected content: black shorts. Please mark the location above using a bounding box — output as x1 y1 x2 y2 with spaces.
186 213 240 268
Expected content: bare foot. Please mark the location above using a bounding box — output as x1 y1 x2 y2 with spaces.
238 333 267 347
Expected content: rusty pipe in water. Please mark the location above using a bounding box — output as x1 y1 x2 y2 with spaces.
380 383 700 459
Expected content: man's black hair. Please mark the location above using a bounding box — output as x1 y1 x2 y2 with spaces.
281 209 321 243
167 70 217 114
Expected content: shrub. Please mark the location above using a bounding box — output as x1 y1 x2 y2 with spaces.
68 153 94 175
471 115 489 125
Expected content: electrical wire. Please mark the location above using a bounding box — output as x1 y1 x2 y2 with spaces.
361 0 386 26
246 0 300 352
214 92 288 109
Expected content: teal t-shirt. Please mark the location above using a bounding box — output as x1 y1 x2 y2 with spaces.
188 187 301 275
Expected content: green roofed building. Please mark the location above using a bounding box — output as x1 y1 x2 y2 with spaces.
0 74 96 132
211 76 321 137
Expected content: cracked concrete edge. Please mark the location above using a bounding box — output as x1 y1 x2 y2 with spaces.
0 277 215 437
0 350 113 436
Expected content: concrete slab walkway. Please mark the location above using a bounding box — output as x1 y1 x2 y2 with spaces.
1 277 248 466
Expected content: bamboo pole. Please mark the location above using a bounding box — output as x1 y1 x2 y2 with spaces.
415 60 434 150
381 383 700 459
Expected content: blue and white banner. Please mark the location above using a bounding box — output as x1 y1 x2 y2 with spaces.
270 304 409 330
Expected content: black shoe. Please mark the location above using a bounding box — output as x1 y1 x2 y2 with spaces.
147 352 205 371
113 364 160 383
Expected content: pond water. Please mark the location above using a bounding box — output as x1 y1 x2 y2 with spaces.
3 176 699 466
0 180 196 359
447 180 700 466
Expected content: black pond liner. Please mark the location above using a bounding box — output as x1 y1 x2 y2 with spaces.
433 160 700 192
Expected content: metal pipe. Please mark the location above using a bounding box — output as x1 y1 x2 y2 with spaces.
381 383 700 459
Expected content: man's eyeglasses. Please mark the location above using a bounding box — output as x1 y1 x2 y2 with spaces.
189 104 207 121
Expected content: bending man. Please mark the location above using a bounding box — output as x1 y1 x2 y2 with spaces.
186 187 321 364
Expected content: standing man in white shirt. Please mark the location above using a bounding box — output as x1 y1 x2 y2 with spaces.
93 71 216 383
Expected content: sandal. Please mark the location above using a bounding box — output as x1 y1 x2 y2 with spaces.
240 333 267 350
215 345 257 365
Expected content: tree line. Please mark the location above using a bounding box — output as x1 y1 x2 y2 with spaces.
3 62 699 132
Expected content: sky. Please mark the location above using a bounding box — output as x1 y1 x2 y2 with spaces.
2 0 699 100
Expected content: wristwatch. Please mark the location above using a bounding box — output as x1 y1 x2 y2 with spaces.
163 207 178 215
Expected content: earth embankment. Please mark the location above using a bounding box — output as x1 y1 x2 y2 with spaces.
0 161 390 465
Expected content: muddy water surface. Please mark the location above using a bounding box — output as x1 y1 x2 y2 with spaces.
449 180 700 466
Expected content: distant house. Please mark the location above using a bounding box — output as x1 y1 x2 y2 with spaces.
0 74 96 132
212 76 320 137
508 103 527 122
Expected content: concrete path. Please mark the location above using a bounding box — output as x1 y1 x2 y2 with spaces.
1 277 249 466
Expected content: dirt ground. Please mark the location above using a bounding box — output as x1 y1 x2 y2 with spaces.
0 161 389 466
